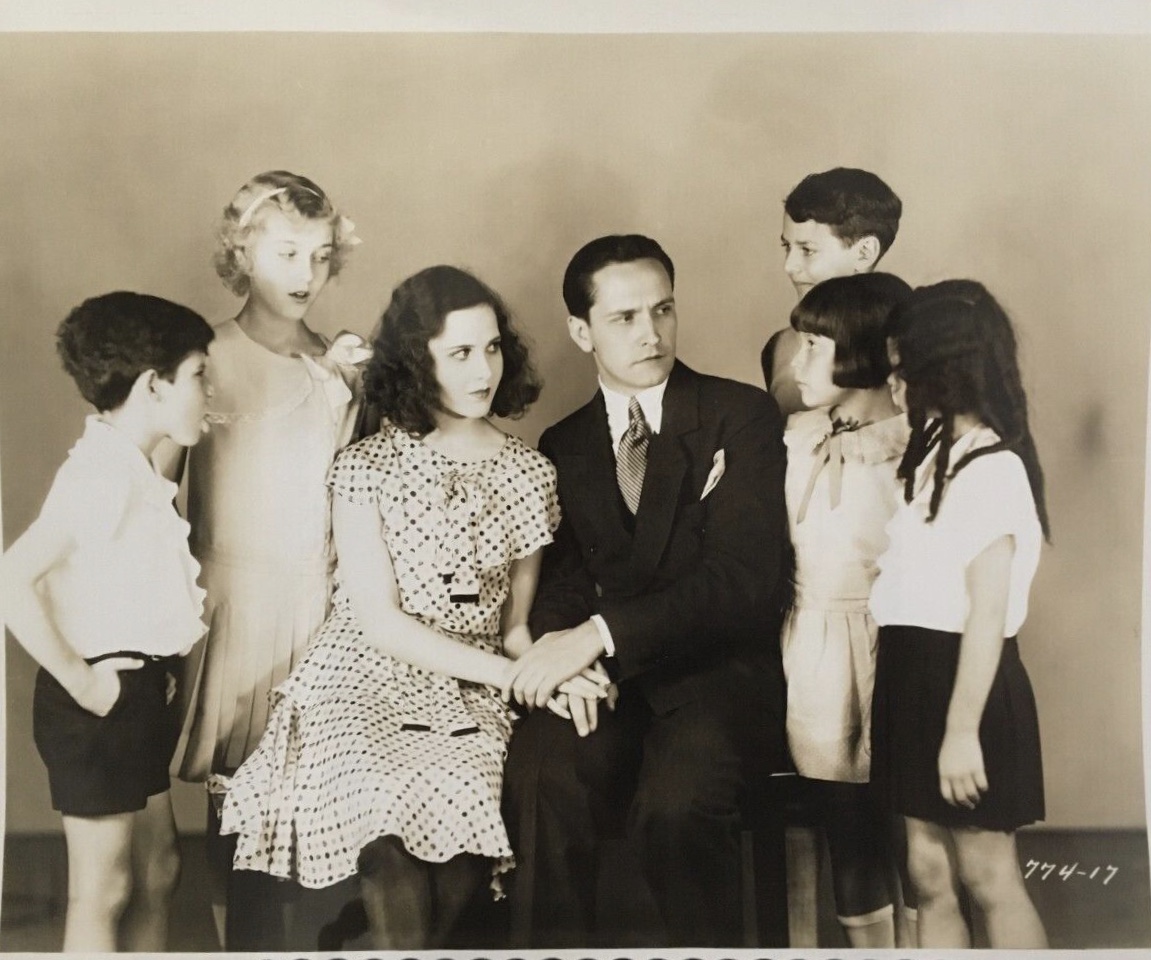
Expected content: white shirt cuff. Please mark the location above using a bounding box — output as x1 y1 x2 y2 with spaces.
589 614 616 658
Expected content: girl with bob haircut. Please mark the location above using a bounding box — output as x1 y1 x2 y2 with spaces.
783 272 915 948
219 265 607 950
165 169 368 948
870 280 1049 947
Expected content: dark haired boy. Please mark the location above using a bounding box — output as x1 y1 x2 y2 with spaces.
765 167 902 417
0 291 213 951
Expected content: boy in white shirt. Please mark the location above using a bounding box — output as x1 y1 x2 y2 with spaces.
1 291 214 952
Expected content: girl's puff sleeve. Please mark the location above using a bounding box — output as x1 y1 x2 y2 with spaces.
504 448 562 562
325 432 395 507
946 452 1038 567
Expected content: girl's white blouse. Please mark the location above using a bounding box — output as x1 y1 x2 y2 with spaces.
869 426 1043 637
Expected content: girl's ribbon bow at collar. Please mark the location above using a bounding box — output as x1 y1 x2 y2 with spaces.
427 469 486 605
299 331 372 413
325 330 373 367
795 413 871 524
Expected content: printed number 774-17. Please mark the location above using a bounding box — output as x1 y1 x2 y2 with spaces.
1024 860 1118 884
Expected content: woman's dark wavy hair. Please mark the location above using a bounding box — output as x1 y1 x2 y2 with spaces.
888 280 1050 539
361 265 542 438
790 272 911 389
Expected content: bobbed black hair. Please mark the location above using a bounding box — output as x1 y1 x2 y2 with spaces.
790 272 912 389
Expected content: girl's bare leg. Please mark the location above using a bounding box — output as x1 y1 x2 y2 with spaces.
905 815 970 947
953 826 1047 948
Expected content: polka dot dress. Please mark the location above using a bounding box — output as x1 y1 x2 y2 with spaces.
219 424 560 889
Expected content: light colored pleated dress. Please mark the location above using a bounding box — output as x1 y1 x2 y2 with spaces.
171 319 365 781
780 408 909 783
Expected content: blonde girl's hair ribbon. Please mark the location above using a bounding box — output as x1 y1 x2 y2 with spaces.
236 187 288 228
336 215 363 247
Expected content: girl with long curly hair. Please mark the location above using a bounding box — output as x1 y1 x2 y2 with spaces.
870 280 1049 948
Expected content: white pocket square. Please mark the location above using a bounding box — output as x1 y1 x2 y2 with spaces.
700 449 726 500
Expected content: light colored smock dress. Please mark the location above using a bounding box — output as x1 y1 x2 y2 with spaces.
172 318 366 781
780 408 909 783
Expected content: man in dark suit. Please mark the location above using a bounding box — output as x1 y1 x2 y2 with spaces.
502 234 788 947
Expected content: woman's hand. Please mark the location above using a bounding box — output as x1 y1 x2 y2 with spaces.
501 659 608 704
938 728 988 809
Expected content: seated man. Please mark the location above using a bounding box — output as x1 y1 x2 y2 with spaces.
502 234 788 947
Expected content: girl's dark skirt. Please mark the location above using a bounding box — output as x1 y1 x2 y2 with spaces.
33 652 180 817
871 625 1044 832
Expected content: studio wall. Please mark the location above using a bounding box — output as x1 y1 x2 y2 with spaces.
2 32 1148 833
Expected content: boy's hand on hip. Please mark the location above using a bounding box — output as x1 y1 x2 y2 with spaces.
71 657 143 717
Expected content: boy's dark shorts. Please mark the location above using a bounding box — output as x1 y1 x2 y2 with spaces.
33 652 181 817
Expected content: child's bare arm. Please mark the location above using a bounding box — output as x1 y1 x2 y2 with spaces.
0 524 138 716
939 533 1015 809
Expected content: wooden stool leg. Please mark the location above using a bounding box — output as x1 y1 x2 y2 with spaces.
785 824 821 947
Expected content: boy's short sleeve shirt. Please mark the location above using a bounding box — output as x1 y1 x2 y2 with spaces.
34 417 206 660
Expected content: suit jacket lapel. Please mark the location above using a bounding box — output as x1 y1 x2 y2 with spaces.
631 362 699 575
562 393 634 554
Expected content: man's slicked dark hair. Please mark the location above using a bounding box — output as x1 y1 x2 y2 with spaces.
562 234 675 319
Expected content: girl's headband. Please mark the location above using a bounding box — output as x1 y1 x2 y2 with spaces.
236 187 287 228
233 183 361 246
235 184 327 229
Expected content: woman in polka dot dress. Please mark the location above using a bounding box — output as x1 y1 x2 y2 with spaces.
218 265 607 949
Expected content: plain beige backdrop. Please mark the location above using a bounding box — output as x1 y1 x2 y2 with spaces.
1 33 1147 847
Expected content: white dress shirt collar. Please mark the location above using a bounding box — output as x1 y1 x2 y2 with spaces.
600 378 669 454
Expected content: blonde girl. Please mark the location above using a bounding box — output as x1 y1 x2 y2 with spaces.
165 170 367 948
